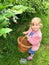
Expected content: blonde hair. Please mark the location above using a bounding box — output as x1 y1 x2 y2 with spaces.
30 17 43 28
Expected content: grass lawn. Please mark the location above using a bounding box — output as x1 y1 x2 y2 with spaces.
0 15 49 65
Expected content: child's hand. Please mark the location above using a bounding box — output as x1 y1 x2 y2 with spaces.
23 31 28 35
23 32 26 35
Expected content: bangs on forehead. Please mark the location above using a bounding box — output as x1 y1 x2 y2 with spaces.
31 17 41 23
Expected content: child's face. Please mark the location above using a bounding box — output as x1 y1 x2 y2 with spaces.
30 20 40 32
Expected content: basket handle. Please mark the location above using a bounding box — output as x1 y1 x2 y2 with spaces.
21 35 27 42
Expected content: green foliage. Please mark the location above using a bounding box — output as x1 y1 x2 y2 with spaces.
0 0 49 38
0 0 49 65
0 0 16 4
0 20 9 28
0 0 49 15
0 3 13 11
4 9 15 18
15 0 49 15
0 14 12 38
12 5 36 14
0 15 49 65
0 28 12 38
0 3 36 38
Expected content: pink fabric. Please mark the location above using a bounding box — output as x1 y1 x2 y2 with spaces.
27 27 42 51
27 55 33 60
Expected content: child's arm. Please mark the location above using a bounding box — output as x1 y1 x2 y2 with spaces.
23 27 31 35
23 31 29 35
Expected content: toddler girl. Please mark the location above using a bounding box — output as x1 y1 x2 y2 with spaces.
23 17 43 60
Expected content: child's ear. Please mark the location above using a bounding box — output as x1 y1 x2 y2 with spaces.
40 23 43 28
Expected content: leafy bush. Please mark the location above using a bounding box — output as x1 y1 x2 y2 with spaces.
0 3 35 38
15 0 49 15
0 14 12 38
0 28 12 38
0 0 49 38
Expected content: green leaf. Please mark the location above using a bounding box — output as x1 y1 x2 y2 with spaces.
12 5 28 14
0 3 13 11
12 5 36 14
0 20 9 28
0 15 5 22
3 33 7 38
4 9 15 18
0 28 12 37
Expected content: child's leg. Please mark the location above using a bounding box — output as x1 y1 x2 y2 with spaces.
27 48 35 60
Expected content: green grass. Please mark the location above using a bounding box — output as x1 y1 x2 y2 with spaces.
0 15 49 65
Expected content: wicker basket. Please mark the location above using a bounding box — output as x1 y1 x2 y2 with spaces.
17 36 32 53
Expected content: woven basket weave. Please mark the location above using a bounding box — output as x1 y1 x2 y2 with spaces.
17 36 32 53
